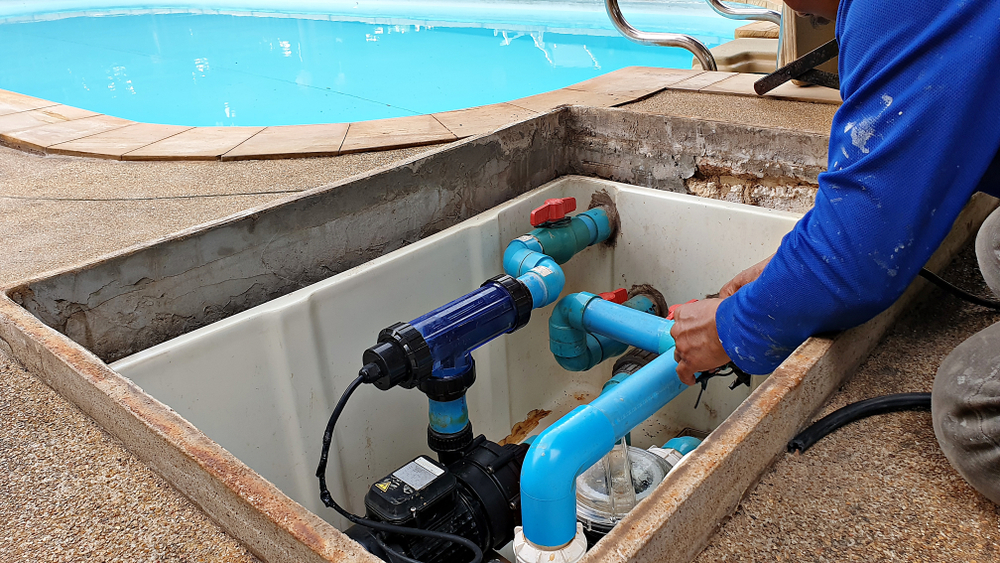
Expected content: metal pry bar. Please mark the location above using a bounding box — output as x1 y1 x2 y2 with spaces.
754 38 840 95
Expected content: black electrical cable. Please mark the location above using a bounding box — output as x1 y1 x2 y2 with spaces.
919 268 1000 310
374 534 424 563
788 392 931 453
316 375 484 563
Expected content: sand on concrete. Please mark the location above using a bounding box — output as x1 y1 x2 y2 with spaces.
694 242 1000 563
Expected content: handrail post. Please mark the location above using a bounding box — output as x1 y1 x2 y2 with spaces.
704 0 781 25
604 0 718 71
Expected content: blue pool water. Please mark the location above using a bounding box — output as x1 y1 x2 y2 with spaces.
0 1 741 126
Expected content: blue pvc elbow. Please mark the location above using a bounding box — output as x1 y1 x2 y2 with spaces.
549 294 657 372
520 352 688 548
664 436 702 455
549 293 675 372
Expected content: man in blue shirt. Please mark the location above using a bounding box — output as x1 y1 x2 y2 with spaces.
668 0 1000 504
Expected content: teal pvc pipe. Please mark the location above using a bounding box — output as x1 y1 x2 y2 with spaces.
520 353 687 547
428 397 469 434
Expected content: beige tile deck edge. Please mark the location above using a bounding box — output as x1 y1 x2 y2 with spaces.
1 115 136 154
0 89 62 116
0 69 839 161
580 193 999 563
46 124 197 160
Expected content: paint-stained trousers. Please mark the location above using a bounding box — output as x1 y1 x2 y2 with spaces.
933 206 1000 505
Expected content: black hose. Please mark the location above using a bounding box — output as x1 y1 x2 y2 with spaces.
919 268 1000 310
317 375 484 563
788 392 932 453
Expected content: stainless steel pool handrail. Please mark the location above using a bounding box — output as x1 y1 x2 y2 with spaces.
704 0 781 26
604 0 718 71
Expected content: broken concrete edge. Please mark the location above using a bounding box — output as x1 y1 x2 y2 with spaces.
582 192 999 563
0 66 841 162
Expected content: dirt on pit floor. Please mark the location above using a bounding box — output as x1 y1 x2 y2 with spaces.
695 241 1000 563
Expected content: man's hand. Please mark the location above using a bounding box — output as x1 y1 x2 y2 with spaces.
669 298 731 385
719 253 773 298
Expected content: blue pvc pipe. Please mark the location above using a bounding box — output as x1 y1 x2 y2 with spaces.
581 296 675 354
520 352 687 547
428 396 470 434
550 293 675 373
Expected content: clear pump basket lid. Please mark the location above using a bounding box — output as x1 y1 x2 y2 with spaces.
575 446 671 530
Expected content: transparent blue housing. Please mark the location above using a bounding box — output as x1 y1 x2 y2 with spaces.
409 281 518 378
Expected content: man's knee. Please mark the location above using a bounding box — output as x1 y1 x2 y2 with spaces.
932 321 1000 505
977 206 1000 298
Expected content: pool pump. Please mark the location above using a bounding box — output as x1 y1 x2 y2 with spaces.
346 438 528 563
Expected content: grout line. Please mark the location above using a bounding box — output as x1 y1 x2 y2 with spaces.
220 126 269 160
336 122 350 154
117 125 198 160
428 113 458 139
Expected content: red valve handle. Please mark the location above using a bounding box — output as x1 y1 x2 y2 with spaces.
598 288 629 304
666 299 699 320
529 197 577 227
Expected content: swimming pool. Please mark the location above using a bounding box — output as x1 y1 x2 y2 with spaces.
0 1 741 126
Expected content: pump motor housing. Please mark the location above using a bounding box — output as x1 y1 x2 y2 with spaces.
347 438 528 563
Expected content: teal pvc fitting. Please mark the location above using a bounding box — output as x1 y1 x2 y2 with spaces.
502 207 613 309
520 352 687 547
529 208 611 264
550 294 657 372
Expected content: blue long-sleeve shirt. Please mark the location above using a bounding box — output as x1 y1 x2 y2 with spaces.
717 0 1000 375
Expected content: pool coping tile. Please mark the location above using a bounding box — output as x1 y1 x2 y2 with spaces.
0 68 842 160
432 103 540 138
508 88 634 113
221 123 350 161
47 123 195 160
0 89 58 116
2 114 135 153
0 105 100 139
122 126 266 161
701 73 842 104
338 115 457 155
670 71 739 92
564 66 703 99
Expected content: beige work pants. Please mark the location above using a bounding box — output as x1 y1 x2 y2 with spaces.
932 206 1000 504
